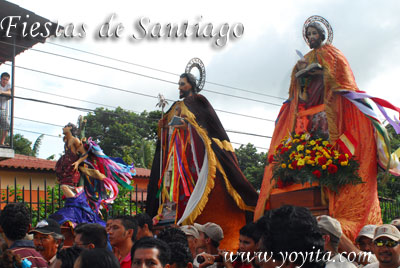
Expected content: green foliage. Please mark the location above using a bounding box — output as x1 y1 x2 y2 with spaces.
235 143 267 190
377 125 400 200
13 134 33 156
32 134 44 157
102 185 141 220
84 107 161 168
13 133 45 157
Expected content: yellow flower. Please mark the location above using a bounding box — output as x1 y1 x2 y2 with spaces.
288 164 293 169
298 159 305 166
340 161 348 166
300 134 306 140
288 146 292 149
310 140 316 146
327 160 332 165
322 141 329 146
345 153 349 158
307 160 315 165
306 150 311 154
281 163 287 168
297 145 304 151
322 165 327 170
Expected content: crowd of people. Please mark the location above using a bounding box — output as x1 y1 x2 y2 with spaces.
0 202 399 268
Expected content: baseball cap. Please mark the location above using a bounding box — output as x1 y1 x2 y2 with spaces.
194 222 224 242
317 215 342 239
356 225 377 242
29 218 62 235
374 224 400 241
180 225 200 238
391 219 400 226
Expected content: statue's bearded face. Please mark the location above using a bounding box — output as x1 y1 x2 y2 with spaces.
178 77 193 99
306 26 322 49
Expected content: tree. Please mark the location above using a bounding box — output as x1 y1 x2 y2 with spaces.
13 134 33 156
13 134 44 157
377 125 400 201
84 107 161 168
235 143 267 190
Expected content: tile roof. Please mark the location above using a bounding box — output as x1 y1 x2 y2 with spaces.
0 154 56 171
0 154 151 179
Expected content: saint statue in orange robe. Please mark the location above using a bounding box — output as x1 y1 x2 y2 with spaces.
255 18 383 240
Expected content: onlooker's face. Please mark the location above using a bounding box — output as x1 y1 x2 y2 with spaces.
373 237 400 265
238 235 257 254
33 232 59 261
196 232 207 252
132 248 165 268
107 219 129 246
357 236 373 252
106 219 113 233
0 76 9 87
186 235 198 257
74 233 93 249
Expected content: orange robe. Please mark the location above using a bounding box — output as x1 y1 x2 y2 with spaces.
254 44 382 241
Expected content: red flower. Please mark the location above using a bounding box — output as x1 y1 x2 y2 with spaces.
318 156 327 165
277 144 283 150
268 154 275 163
326 144 333 148
280 147 289 154
312 170 321 178
310 150 316 157
338 154 347 163
292 160 298 169
277 178 284 188
327 164 338 174
316 141 321 145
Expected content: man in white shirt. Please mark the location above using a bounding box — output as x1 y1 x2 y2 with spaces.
0 72 11 146
317 215 357 268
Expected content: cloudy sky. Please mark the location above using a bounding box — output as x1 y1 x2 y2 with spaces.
2 0 400 159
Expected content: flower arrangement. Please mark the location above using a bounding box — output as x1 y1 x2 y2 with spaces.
269 132 363 192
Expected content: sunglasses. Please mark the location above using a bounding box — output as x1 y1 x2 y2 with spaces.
374 240 399 248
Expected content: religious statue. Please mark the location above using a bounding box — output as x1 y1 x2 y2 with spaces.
255 16 400 240
147 59 258 250
51 120 136 226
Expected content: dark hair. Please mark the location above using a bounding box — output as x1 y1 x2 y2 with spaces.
134 213 153 231
257 205 325 268
0 203 30 241
112 215 137 241
1 72 10 79
131 237 171 267
64 122 78 137
239 222 262 244
74 223 107 248
0 249 22 268
78 248 119 268
56 246 83 268
305 22 326 42
167 242 193 268
157 227 188 247
180 73 197 93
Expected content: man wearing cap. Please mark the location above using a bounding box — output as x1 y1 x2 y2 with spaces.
30 218 64 266
192 222 224 268
317 215 356 268
180 225 200 258
364 224 400 268
356 225 377 253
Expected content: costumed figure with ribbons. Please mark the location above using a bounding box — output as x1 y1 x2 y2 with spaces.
146 58 258 250
255 16 400 240
51 117 136 227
